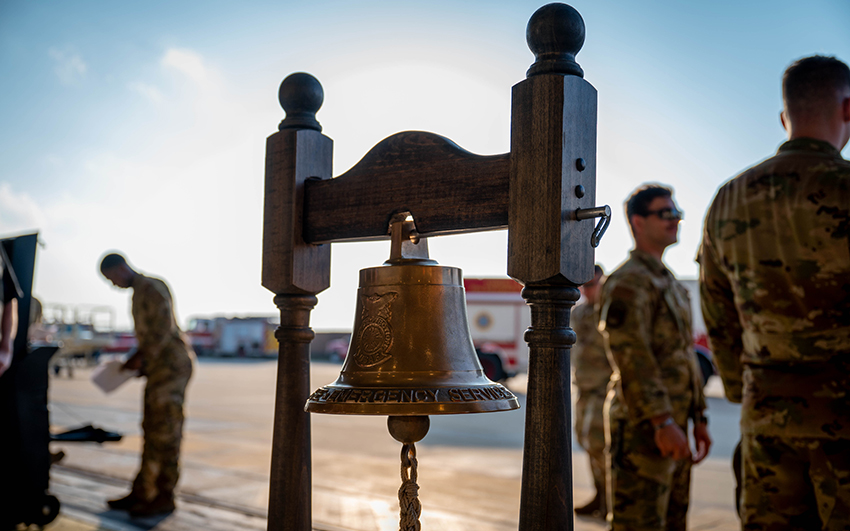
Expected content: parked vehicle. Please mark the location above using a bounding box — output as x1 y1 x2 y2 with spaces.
186 316 279 357
40 305 118 376
463 278 530 382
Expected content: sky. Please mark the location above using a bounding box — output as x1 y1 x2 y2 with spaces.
1 0 848 331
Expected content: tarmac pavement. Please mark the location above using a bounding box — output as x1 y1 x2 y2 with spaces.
42 359 742 531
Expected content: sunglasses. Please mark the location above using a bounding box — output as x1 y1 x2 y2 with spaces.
643 207 684 221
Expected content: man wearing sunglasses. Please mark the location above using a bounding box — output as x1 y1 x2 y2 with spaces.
700 55 850 529
598 184 711 531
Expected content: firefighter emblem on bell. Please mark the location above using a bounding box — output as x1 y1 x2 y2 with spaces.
354 292 398 367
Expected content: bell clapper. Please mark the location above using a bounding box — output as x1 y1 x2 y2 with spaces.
388 416 430 531
388 415 430 444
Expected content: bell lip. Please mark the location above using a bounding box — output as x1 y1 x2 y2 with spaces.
304 383 521 415
305 397 520 415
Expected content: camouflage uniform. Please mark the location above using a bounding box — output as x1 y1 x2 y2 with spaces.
131 274 194 503
599 250 707 531
571 299 612 508
700 138 850 530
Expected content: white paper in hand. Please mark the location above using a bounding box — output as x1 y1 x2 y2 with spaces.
91 359 137 394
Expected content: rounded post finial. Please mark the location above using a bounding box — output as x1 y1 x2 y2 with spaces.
278 72 324 132
525 3 585 78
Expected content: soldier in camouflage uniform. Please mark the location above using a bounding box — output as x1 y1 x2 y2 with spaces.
699 55 850 530
100 253 195 518
599 185 711 531
572 264 610 519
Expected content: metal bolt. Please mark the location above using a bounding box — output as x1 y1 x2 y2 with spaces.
575 158 586 171
575 185 585 198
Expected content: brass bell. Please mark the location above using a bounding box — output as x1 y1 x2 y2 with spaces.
305 213 520 416
306 213 519 530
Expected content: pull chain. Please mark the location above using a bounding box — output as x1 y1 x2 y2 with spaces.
398 443 421 531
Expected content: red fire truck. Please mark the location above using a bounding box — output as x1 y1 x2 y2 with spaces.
463 278 530 382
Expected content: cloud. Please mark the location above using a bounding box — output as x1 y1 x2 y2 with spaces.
162 48 213 86
128 81 164 104
160 47 229 118
48 47 87 85
159 47 239 134
0 182 47 234
127 49 219 108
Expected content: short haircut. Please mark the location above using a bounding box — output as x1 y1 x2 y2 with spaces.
593 264 604 278
783 55 850 118
625 184 673 229
100 253 127 274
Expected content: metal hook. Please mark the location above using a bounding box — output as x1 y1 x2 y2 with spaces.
576 205 611 248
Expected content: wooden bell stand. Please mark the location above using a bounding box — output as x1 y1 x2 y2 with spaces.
262 3 603 530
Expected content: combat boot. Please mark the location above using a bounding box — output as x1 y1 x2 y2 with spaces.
107 492 144 511
128 494 176 518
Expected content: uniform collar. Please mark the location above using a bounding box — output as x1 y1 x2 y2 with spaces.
629 249 671 278
778 138 841 157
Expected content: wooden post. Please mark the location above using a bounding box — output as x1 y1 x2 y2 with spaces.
263 72 332 531
508 5 598 530
263 6 601 530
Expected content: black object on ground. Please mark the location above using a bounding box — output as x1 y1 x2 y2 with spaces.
52 424 123 443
